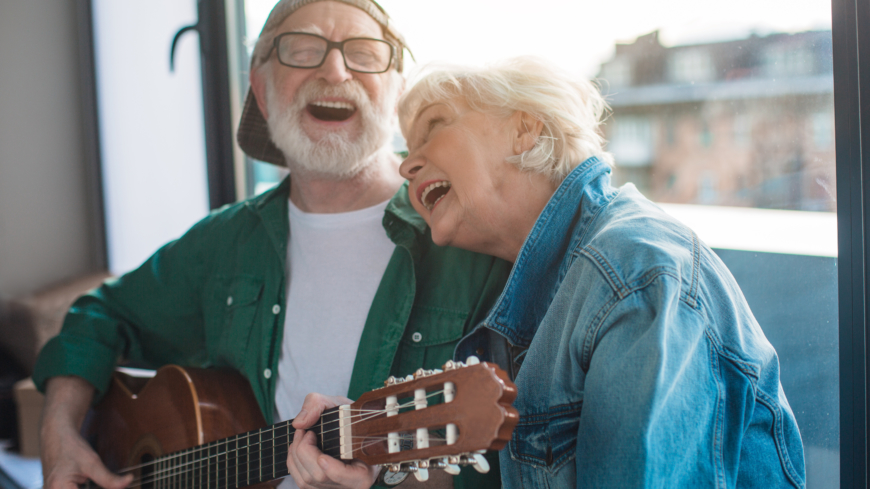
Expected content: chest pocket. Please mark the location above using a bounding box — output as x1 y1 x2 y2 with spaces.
392 306 468 376
510 402 582 473
207 275 264 369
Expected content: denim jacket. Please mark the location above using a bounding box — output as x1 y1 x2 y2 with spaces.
456 157 805 488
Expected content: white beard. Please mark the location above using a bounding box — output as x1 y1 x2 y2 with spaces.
265 76 399 179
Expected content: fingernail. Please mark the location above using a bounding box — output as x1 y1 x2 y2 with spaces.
298 409 308 420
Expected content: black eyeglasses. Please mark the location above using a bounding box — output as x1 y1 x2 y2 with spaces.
267 32 395 74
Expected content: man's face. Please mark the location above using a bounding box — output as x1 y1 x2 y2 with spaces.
257 1 401 178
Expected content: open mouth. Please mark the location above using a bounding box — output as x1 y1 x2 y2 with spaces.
420 181 452 211
307 100 356 122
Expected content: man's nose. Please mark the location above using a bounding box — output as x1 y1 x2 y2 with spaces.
317 47 353 84
399 155 424 180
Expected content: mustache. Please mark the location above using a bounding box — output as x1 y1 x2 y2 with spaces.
294 79 371 109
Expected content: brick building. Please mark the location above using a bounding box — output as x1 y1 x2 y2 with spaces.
598 30 835 211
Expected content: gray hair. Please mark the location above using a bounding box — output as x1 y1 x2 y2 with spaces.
398 57 612 182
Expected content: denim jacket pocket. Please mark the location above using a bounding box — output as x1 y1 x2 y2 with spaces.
205 275 264 368
510 402 582 473
392 306 468 375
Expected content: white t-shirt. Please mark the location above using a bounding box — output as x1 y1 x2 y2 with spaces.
273 197 395 426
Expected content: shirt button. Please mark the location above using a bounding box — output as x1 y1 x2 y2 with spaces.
272 304 281 315
263 368 272 379
412 332 423 343
226 296 233 306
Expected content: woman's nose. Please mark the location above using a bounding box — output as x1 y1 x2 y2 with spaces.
399 155 424 180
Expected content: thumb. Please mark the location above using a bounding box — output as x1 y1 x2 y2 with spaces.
87 460 133 489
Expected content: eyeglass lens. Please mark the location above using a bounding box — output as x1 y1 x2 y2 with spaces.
276 34 392 73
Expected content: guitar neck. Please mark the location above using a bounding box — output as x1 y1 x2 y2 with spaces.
90 407 341 489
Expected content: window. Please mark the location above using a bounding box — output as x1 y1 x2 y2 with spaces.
669 48 715 83
225 1 854 486
607 116 655 167
600 57 632 87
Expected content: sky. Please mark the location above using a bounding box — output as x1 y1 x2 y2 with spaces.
245 0 832 77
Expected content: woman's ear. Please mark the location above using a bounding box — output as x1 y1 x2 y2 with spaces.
512 111 544 155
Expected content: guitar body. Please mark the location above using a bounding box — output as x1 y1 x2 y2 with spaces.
81 360 517 489
84 365 269 487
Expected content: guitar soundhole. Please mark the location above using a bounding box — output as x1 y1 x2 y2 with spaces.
139 453 155 489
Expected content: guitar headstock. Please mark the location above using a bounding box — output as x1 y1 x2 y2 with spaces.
339 357 518 479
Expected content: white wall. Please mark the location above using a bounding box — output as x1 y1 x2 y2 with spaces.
0 0 98 296
92 0 210 275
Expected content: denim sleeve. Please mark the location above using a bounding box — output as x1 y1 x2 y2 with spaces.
573 273 725 488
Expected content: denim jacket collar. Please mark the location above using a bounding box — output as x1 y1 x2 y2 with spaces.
480 156 615 347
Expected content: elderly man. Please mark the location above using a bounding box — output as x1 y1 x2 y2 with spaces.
33 2 510 489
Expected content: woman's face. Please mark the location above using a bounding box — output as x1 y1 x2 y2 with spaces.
399 97 550 260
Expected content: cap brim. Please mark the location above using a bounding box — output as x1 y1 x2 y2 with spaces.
237 89 287 166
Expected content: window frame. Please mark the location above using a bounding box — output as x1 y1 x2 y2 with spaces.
76 0 869 485
832 0 869 485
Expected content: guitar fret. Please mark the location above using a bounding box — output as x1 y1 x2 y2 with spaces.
227 435 237 489
274 422 290 479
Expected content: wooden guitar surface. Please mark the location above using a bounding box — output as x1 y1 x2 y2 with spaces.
83 361 517 488
85 365 269 487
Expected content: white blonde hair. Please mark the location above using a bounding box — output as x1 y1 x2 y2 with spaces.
398 56 612 182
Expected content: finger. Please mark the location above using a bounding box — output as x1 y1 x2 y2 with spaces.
316 455 379 489
287 428 316 486
293 431 330 485
292 393 330 429
84 457 133 489
292 393 353 430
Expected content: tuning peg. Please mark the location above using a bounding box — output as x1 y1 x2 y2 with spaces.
414 467 429 481
465 356 480 366
471 453 490 473
438 457 461 475
443 360 458 370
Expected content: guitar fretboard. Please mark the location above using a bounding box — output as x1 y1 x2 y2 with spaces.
90 407 343 489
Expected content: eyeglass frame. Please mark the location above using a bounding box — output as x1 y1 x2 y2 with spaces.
265 32 397 74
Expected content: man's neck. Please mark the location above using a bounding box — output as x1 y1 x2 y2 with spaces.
288 151 405 213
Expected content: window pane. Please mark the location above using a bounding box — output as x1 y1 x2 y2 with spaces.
234 1 838 485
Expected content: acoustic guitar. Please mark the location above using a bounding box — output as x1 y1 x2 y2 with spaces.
82 357 518 489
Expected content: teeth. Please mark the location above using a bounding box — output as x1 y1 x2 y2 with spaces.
420 181 451 210
310 100 356 110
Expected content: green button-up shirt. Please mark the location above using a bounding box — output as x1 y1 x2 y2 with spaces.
33 177 511 488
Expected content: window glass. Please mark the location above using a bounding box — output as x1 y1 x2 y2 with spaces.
234 1 837 486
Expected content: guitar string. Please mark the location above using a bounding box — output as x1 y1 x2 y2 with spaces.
116 391 444 477
126 416 454 489
125 435 452 489
119 390 449 486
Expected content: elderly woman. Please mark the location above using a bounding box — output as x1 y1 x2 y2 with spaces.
397 57 805 488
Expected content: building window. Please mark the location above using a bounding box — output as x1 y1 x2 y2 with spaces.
609 116 654 167
764 46 814 77
669 49 715 84
733 114 752 147
600 57 632 87
811 111 834 149
699 121 713 147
